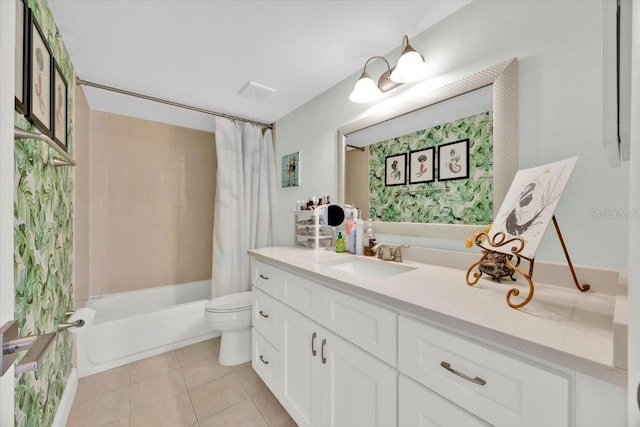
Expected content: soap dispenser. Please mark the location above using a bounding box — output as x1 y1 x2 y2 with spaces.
335 232 345 253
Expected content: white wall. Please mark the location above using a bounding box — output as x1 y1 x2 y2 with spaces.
275 0 629 271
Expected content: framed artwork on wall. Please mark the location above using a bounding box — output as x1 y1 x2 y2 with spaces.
282 151 300 187
27 12 53 137
437 138 469 182
52 60 68 150
409 147 435 184
15 0 29 114
385 153 407 186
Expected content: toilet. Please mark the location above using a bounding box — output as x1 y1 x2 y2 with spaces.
204 291 253 366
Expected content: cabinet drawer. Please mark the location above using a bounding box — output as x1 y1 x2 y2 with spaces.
252 328 279 398
321 287 397 366
280 271 322 322
399 374 490 427
252 259 280 298
252 287 279 348
398 316 569 427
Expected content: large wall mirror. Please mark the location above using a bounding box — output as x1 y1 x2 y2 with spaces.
337 58 517 240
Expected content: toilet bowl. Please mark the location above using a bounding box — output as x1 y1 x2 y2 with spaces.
204 291 253 366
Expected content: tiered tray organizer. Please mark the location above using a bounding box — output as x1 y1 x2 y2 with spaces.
294 210 334 249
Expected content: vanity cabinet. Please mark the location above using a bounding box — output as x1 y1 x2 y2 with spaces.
280 303 397 427
250 254 625 427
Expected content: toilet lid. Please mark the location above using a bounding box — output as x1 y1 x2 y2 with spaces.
205 291 252 312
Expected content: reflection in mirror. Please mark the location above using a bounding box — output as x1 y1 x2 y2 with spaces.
338 58 517 240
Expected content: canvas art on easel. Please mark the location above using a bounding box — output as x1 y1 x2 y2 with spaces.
489 156 578 259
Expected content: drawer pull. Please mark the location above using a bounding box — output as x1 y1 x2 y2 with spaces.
259 355 269 365
259 274 269 280
311 332 317 356
321 338 327 364
440 361 486 386
259 310 269 318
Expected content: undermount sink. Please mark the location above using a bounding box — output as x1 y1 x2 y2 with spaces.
320 257 416 279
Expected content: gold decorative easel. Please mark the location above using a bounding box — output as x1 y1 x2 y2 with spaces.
465 216 590 309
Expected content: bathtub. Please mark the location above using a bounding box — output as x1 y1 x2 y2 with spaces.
76 280 217 378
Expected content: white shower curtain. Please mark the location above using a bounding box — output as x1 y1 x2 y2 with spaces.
211 117 277 298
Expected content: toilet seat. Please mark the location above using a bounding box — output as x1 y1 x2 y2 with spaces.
205 291 252 313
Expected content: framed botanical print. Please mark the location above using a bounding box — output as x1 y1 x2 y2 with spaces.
15 0 29 113
437 138 470 182
385 153 407 186
53 60 68 150
409 147 435 184
27 13 53 136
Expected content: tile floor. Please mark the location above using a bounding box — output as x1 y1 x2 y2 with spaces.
67 337 297 427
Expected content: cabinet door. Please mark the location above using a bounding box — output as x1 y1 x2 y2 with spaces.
399 374 490 427
280 304 321 427
320 328 397 427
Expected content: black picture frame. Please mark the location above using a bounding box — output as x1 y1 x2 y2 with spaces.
384 153 407 187
437 138 470 182
52 60 68 150
15 0 29 114
409 147 435 184
27 12 53 137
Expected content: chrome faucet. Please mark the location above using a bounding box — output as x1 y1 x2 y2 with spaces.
372 243 410 262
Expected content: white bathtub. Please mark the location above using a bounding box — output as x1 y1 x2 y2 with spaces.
76 280 217 378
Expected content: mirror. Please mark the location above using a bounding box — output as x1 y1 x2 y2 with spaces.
338 58 517 240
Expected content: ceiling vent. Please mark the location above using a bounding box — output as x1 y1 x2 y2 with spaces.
239 81 277 101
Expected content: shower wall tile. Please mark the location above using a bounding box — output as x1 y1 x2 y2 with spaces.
88 111 216 296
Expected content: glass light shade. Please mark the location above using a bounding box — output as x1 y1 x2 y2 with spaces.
349 74 382 103
390 50 428 83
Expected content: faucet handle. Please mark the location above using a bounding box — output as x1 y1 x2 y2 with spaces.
391 244 410 262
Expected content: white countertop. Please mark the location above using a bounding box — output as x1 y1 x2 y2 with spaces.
249 246 627 387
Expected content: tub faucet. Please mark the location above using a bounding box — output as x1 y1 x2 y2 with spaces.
372 243 410 262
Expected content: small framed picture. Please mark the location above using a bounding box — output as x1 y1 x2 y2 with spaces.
409 147 435 184
282 151 300 187
385 153 407 186
27 13 53 137
15 0 29 114
437 139 469 182
52 60 68 150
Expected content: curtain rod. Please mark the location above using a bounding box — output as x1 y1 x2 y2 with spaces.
76 77 274 129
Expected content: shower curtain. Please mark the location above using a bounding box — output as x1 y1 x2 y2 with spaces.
211 117 277 298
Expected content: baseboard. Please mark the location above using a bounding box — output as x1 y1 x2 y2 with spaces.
52 367 77 427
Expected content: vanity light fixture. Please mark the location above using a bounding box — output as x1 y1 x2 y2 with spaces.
349 35 428 104
348 56 400 103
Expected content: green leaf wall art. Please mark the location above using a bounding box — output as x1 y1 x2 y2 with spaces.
369 112 493 225
14 1 75 425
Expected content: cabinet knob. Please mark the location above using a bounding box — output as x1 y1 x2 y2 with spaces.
259 310 269 318
259 355 269 365
259 274 269 280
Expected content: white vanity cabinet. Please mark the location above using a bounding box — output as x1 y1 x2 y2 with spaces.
250 252 626 427
280 303 397 427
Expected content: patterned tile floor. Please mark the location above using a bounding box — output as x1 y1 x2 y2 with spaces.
67 337 296 427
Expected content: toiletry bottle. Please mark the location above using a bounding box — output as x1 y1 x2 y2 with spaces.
365 221 375 256
355 215 364 255
335 232 345 253
349 224 357 253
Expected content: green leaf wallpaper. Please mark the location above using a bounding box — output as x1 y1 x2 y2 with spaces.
368 112 493 224
14 1 75 425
